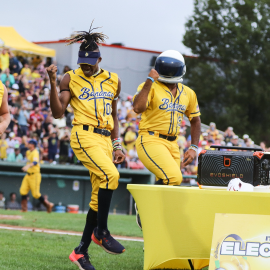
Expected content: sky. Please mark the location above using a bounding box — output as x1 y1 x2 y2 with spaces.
1 0 195 54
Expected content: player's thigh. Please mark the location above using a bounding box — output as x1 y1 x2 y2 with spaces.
20 175 30 195
29 173 42 199
136 135 181 185
71 130 119 190
169 141 182 186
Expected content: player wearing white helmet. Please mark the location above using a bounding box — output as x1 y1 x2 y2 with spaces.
133 50 201 228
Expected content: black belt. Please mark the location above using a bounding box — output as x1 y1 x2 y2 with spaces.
148 131 177 141
83 125 111 137
27 172 35 175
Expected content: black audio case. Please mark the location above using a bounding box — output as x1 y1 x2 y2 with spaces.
197 145 264 186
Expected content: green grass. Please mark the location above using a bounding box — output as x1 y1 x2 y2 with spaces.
0 210 209 269
0 210 143 237
0 229 144 270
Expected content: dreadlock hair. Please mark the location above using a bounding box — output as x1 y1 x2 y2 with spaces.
66 20 108 52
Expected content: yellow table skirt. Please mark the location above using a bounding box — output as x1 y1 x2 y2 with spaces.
127 185 270 270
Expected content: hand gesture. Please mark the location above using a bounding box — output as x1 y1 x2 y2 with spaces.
113 150 125 164
148 69 159 81
182 149 196 167
46 64 58 82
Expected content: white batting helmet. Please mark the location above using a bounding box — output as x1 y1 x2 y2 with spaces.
155 50 186 84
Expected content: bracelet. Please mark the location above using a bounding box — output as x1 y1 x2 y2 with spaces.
190 144 198 149
189 146 198 153
147 76 155 83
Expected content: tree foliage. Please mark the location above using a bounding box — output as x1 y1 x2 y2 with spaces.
183 0 270 143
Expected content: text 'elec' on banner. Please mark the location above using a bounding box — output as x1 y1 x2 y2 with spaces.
209 213 270 270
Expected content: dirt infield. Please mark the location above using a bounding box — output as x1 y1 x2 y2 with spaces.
0 223 144 242
0 215 22 220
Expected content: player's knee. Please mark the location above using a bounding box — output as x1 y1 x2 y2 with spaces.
32 192 41 199
168 170 182 186
109 169 120 190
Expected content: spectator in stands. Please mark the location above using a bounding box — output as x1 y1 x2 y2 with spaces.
20 63 32 78
29 107 44 132
206 122 219 140
242 134 249 147
17 105 29 136
31 69 41 79
6 192 20 210
59 131 70 164
1 68 15 86
24 96 34 111
224 127 235 143
231 135 240 147
123 125 137 152
0 133 8 160
7 144 23 162
0 49 10 72
6 132 20 156
48 131 58 163
62 65 72 74
19 136 28 158
0 191 5 209
9 52 21 74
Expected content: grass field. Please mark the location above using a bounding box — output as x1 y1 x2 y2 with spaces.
0 229 144 270
0 210 208 270
0 209 143 237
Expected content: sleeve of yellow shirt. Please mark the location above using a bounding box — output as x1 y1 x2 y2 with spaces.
133 82 154 108
31 150 39 163
184 87 201 121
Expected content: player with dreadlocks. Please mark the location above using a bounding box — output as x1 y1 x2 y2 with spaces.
47 22 126 270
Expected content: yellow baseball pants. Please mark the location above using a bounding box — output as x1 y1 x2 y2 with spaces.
70 125 120 212
19 173 42 199
136 132 182 185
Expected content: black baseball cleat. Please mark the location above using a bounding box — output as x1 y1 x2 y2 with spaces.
91 227 125 255
134 203 142 230
69 248 95 270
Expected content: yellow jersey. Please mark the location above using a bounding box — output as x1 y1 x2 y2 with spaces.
0 139 8 159
67 68 118 130
26 149 40 173
134 81 200 136
0 80 4 107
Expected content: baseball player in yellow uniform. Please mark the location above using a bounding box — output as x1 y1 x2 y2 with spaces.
0 81 11 136
133 50 201 226
19 140 54 212
47 24 125 270
133 50 201 184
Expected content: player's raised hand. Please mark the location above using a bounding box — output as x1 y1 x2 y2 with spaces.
148 69 159 81
46 64 58 82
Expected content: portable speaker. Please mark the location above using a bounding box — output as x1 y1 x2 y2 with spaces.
197 145 267 186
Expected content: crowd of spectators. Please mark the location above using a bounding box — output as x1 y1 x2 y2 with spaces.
0 48 266 183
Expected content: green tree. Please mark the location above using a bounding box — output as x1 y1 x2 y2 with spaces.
183 0 270 144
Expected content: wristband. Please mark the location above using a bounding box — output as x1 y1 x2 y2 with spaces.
190 144 198 149
189 146 198 153
147 76 155 83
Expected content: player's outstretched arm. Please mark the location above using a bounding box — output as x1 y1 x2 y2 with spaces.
183 116 201 167
111 78 125 164
133 69 159 114
47 65 71 119
0 86 11 136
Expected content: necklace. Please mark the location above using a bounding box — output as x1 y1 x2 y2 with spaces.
92 68 101 77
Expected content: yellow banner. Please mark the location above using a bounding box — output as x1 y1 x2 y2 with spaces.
209 213 270 270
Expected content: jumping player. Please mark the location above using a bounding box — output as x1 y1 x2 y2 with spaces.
133 50 201 227
19 139 54 212
47 24 125 270
0 81 11 136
